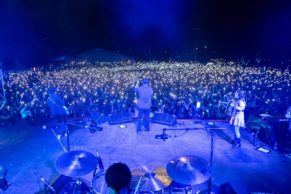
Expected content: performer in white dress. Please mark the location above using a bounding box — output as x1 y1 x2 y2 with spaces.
230 91 246 148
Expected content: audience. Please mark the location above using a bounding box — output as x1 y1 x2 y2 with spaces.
0 59 290 125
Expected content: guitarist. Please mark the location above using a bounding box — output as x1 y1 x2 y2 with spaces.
47 88 69 121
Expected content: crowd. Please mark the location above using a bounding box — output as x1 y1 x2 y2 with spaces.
0 59 290 125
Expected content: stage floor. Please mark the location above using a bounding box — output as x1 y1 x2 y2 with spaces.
0 119 290 194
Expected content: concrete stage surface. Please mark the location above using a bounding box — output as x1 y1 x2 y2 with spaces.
0 119 290 194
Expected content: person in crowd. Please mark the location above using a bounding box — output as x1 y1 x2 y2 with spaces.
0 105 14 126
285 105 291 159
135 78 153 133
230 91 246 148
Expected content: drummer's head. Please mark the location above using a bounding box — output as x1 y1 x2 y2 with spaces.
105 163 132 193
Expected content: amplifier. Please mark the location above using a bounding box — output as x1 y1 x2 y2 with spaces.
151 113 177 126
108 113 133 125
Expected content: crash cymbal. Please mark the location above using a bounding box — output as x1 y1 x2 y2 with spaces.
130 166 172 192
166 155 210 185
56 150 98 177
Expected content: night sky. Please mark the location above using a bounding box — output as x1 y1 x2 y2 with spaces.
0 0 291 68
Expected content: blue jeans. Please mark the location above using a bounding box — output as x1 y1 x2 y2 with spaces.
137 108 150 132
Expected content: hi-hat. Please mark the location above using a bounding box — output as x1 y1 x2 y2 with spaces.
56 150 98 177
166 155 210 185
130 166 172 192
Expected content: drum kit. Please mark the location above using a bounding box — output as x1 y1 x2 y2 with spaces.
52 151 211 194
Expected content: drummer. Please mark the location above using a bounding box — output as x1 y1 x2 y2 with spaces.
105 163 132 194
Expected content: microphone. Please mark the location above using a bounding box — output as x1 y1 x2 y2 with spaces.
155 133 175 141
39 177 56 193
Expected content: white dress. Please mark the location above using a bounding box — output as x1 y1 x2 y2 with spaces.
230 99 246 128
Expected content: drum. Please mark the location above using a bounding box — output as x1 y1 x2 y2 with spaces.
57 178 90 194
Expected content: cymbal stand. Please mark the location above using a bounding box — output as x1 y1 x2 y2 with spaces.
133 175 144 194
93 151 105 177
65 124 70 152
49 122 71 152
49 125 67 152
207 128 216 194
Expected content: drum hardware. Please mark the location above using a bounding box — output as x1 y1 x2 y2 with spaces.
39 177 56 194
130 166 172 193
167 181 193 194
93 151 105 177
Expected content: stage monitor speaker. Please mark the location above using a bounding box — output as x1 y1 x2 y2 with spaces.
151 113 177 126
93 112 108 125
109 113 133 125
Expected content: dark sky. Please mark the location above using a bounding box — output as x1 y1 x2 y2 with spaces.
0 0 291 67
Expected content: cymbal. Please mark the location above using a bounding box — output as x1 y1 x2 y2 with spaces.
56 150 98 177
130 166 172 192
166 155 210 185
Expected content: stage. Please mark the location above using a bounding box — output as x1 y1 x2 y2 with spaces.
0 119 290 193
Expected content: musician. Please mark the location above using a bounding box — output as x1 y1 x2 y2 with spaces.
135 79 153 133
47 88 68 121
230 91 246 148
105 163 132 194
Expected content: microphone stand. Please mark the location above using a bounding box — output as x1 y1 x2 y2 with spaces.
49 122 71 152
208 128 216 194
49 125 67 152
65 124 70 152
